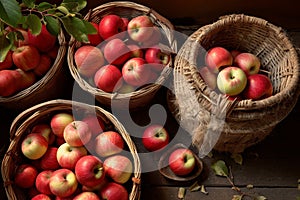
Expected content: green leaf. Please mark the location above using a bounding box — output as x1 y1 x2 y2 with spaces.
61 16 88 42
255 196 267 200
60 0 87 13
296 196 300 200
44 16 60 36
82 20 97 34
211 160 229 177
0 34 11 62
231 153 243 165
37 2 54 11
22 0 35 8
57 5 69 15
189 181 201 192
26 14 42 35
0 0 22 27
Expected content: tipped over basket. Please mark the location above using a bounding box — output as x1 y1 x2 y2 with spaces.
168 14 300 154
68 1 177 110
1 99 141 200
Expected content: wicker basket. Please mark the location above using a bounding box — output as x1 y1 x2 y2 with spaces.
1 99 141 200
0 31 69 111
67 1 177 110
168 14 300 155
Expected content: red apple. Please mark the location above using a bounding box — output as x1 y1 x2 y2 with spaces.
230 49 241 59
121 17 129 30
199 66 217 90
31 123 56 145
75 155 105 188
15 68 37 90
205 46 233 73
40 147 60 170
28 24 57 52
12 45 41 71
140 26 162 48
86 22 103 46
145 45 171 71
21 133 48 160
35 170 53 195
233 52 261 76
14 164 38 188
50 113 74 138
74 45 105 78
49 168 78 198
217 66 247 96
103 155 133 184
15 28 29 47
127 15 154 42
57 142 88 170
98 14 126 40
73 191 101 200
122 57 151 87
127 44 144 58
94 131 124 157
0 69 20 96
94 64 123 93
103 38 131 66
33 54 52 76
82 114 105 136
168 148 196 176
242 73 273 100
142 124 169 151
31 194 52 200
47 45 59 59
99 182 128 200
0 50 13 70
63 120 92 147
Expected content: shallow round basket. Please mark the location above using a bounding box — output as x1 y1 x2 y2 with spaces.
169 14 300 154
68 1 177 110
0 31 69 112
1 99 141 200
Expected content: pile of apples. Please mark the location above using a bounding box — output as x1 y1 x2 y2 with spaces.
198 46 273 100
74 14 171 93
0 25 59 97
142 124 197 176
14 112 133 200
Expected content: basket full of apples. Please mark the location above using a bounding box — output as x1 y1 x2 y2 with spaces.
1 99 141 200
168 14 300 154
67 1 177 110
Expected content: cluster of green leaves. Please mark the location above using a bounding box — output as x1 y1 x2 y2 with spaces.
0 0 96 61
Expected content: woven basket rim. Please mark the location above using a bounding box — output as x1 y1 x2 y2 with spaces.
174 13 300 111
67 1 177 108
0 30 67 103
1 99 141 200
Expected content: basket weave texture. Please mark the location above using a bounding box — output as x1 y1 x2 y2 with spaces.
1 99 141 200
169 14 300 154
67 1 177 110
0 31 68 111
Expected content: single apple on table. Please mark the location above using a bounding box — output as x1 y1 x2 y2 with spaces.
49 168 78 198
233 52 261 76
127 15 154 42
63 120 92 147
21 133 48 160
205 46 233 73
103 38 131 66
145 45 171 72
122 57 151 87
168 148 196 176
242 73 273 100
99 182 129 200
35 170 53 195
12 45 41 71
94 131 124 157
40 146 60 170
198 66 217 90
14 164 38 189
75 155 105 188
98 14 127 40
142 124 170 152
93 64 123 93
56 142 88 170
217 66 247 96
50 112 74 138
103 154 133 184
74 45 105 78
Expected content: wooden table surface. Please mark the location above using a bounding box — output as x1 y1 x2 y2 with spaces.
0 26 300 200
